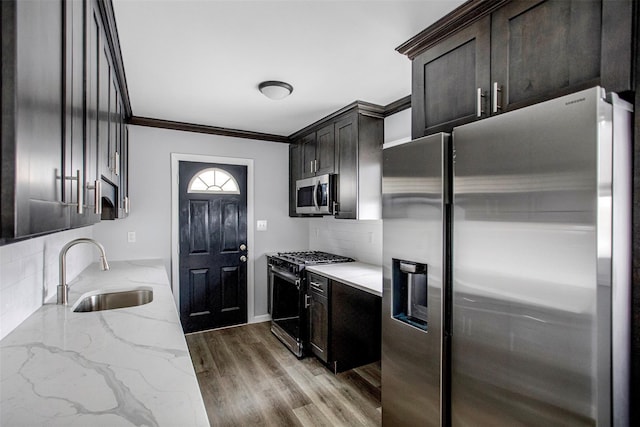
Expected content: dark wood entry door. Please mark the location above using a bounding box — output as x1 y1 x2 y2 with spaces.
179 161 248 333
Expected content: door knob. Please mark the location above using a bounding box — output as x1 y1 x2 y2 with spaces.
240 244 247 251
240 255 247 262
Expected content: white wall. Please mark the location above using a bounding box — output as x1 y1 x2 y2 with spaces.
384 107 411 147
0 227 96 340
92 125 309 318
308 217 382 265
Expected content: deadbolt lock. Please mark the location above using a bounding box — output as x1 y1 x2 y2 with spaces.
240 244 247 251
240 255 247 262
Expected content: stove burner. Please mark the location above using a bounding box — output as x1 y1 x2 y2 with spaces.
276 251 354 265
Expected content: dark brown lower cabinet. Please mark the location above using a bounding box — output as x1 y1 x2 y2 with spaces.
307 273 381 374
308 273 330 363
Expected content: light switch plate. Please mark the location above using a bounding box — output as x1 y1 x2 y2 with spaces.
256 220 268 231
127 231 136 243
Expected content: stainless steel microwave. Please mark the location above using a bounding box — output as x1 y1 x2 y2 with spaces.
296 174 334 215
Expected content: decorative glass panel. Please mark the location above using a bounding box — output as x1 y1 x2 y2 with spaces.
188 168 240 194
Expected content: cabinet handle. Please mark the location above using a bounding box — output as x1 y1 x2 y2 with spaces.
304 294 311 309
310 282 324 293
76 170 83 214
96 180 102 215
332 201 338 215
86 180 101 215
477 88 486 117
492 82 502 113
314 159 318 173
310 160 314 174
124 196 130 214
115 151 120 176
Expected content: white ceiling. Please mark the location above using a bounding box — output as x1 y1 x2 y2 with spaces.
112 0 465 137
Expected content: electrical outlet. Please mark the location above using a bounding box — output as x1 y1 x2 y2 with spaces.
256 220 268 231
127 231 136 243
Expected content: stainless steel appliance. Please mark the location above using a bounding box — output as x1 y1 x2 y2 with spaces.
295 174 334 215
268 251 353 357
382 87 632 426
382 133 449 426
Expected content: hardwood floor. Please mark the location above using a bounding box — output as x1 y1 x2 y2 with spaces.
186 321 381 427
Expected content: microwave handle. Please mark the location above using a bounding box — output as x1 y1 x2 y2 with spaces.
313 180 320 211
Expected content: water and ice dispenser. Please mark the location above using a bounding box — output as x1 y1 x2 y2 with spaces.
392 259 428 331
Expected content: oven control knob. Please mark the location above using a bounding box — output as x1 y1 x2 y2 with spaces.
240 255 247 262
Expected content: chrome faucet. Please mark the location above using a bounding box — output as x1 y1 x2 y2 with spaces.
57 238 110 305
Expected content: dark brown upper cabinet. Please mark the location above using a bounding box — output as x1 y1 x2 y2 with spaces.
86 0 129 220
410 16 490 138
300 123 336 179
399 0 633 139
334 113 383 220
1 0 130 243
1 0 69 240
288 143 303 217
85 1 102 219
289 103 383 219
65 0 100 228
119 126 130 218
490 0 601 114
300 132 317 179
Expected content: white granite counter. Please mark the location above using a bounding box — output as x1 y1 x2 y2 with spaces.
0 259 209 427
306 262 382 297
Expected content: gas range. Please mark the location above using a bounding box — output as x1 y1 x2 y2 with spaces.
274 251 354 265
268 251 354 275
267 251 354 358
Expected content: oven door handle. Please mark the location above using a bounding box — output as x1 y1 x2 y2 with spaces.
269 264 300 287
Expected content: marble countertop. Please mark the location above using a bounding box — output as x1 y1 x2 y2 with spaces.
0 259 209 427
306 262 382 297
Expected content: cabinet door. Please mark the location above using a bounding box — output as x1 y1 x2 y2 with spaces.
334 115 358 219
309 290 329 363
84 4 101 219
330 281 381 373
11 0 69 236
109 78 119 185
98 39 111 183
300 133 316 179
289 143 302 217
65 0 95 228
412 16 490 138
491 0 601 113
315 124 335 175
119 125 129 217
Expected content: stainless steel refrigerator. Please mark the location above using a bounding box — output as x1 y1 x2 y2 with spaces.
382 87 631 426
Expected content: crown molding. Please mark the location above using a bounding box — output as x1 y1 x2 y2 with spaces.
129 116 290 143
396 0 509 60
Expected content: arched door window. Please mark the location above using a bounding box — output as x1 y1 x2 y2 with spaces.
187 168 240 194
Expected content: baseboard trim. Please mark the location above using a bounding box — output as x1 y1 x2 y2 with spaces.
251 314 271 324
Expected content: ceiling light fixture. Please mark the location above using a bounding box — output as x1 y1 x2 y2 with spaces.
258 80 293 100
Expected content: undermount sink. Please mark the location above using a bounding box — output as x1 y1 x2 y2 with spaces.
72 287 153 313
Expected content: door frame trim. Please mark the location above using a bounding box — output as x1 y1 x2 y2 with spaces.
170 153 255 324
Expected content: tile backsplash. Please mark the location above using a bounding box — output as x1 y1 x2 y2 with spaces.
308 217 382 265
0 227 95 340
